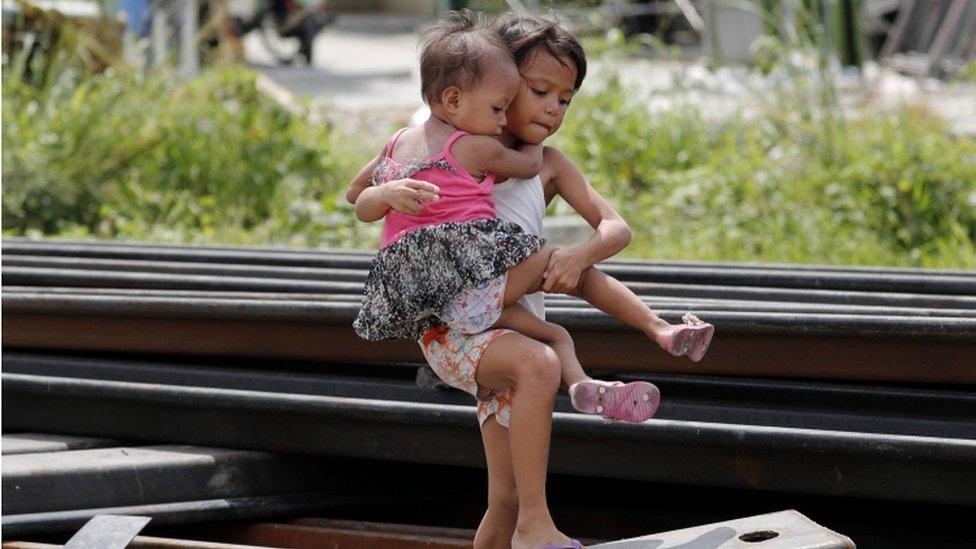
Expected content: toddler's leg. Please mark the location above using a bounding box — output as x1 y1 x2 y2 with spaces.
492 303 583 385
493 304 659 423
500 245 557 306
570 266 714 362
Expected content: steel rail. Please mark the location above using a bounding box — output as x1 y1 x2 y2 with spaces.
7 264 976 312
151 521 474 549
5 290 975 337
2 445 363 515
3 536 282 548
5 295 974 382
6 237 976 277
2 255 369 283
5 352 973 439
4 373 975 506
0 493 360 537
5 252 976 296
7 266 976 310
6 285 976 318
1 433 122 455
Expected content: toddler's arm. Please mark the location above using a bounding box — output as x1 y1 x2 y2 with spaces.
345 154 382 205
452 136 543 180
355 179 440 221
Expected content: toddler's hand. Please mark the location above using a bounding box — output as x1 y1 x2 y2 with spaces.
383 179 440 215
542 247 586 293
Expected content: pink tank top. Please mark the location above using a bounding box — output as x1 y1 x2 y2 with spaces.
377 129 496 247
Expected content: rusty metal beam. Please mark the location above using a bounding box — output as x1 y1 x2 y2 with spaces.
6 286 975 318
6 352 972 440
2 445 353 515
4 372 974 506
0 493 341 537
7 237 976 277
4 303 974 383
7 267 976 310
174 522 472 549
5 252 976 296
2 434 122 456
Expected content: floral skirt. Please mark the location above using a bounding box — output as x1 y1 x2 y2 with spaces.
353 218 545 341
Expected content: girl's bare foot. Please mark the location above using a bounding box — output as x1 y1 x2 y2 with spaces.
512 524 580 549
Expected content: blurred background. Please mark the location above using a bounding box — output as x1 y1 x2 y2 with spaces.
3 0 975 268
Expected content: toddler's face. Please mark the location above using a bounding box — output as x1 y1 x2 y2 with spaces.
504 49 578 144
454 63 520 136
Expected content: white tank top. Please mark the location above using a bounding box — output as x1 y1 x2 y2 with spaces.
494 175 546 320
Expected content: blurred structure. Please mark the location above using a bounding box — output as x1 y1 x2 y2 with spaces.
877 0 976 78
562 0 974 75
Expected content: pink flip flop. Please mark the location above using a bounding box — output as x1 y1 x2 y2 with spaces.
666 314 715 362
569 380 660 423
541 539 583 549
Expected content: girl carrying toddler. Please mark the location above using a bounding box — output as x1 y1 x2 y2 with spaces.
348 11 714 549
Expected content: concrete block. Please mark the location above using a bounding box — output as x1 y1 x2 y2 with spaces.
593 509 854 548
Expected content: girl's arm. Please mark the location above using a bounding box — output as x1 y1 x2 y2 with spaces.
346 152 440 222
540 146 632 292
452 136 543 180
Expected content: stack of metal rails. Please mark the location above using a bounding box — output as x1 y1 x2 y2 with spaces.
3 237 975 547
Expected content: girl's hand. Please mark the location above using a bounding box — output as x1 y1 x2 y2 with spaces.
542 247 587 294
383 179 440 215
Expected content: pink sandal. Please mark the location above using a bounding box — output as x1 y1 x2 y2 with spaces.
569 380 660 423
666 313 714 362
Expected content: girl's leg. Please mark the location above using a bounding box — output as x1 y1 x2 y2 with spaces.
474 415 519 549
476 331 574 549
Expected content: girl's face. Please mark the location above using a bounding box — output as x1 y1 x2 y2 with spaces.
503 48 578 145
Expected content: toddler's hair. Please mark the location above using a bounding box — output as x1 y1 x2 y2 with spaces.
491 13 587 91
419 10 515 105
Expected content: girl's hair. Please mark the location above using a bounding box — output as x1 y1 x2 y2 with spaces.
491 14 587 91
419 10 515 105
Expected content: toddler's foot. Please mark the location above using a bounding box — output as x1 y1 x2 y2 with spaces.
664 313 714 362
569 380 660 423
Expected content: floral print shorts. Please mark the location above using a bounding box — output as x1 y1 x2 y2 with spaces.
439 274 507 335
419 323 516 428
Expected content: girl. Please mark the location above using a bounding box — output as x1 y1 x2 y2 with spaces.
348 12 714 549
350 12 702 427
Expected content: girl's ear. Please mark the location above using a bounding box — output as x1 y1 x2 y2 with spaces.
441 86 462 113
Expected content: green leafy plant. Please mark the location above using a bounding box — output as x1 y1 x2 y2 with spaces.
553 73 976 268
2 63 377 247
